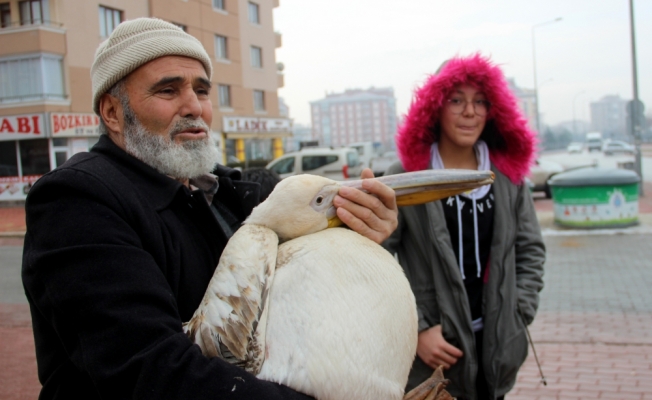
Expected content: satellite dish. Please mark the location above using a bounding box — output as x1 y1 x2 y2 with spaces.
276 62 285 72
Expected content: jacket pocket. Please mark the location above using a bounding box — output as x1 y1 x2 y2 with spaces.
494 309 528 391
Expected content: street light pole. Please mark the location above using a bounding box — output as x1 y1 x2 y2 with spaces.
532 17 562 136
628 0 644 195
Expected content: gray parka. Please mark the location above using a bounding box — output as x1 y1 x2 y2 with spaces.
382 162 545 399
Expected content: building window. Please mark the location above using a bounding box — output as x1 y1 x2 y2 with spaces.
170 22 186 32
99 5 122 38
212 0 225 11
0 141 18 177
214 35 228 60
250 46 262 68
19 138 49 175
0 54 65 102
218 84 231 108
1 3 11 28
253 90 265 112
19 0 43 25
248 2 259 24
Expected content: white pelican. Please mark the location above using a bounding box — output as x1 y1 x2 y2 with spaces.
184 170 494 400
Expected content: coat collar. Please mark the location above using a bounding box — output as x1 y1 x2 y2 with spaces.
90 135 252 212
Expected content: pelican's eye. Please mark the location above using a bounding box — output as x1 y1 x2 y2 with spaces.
316 196 324 205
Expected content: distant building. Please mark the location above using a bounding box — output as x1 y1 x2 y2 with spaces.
507 78 536 130
285 123 312 152
0 0 289 202
554 120 591 141
278 97 289 118
310 87 398 149
590 95 628 140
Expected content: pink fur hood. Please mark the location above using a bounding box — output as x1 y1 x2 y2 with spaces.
396 54 538 184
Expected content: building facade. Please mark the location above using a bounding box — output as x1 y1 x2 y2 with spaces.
506 78 537 131
590 95 628 140
0 0 289 202
309 87 397 150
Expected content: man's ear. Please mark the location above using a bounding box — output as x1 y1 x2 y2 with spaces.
99 93 125 147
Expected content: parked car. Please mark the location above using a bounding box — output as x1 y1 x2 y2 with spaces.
566 142 583 154
602 140 635 156
528 158 564 198
266 147 363 180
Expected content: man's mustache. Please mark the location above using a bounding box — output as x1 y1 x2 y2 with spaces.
169 118 210 138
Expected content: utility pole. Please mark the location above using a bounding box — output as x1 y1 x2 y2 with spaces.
531 17 562 136
629 0 644 195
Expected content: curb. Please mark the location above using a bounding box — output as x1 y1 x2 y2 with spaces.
0 232 25 238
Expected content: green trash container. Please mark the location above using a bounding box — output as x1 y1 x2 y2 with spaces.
548 166 640 228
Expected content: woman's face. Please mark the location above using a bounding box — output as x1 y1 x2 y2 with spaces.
439 84 488 151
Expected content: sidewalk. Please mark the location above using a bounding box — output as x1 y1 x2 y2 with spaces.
2 182 652 399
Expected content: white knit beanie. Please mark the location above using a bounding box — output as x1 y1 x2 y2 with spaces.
91 17 213 114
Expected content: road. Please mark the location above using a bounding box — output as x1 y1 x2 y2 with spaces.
539 148 652 185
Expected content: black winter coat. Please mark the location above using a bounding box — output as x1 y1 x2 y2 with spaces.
22 135 312 399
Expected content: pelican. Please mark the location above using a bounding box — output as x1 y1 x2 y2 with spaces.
184 169 494 400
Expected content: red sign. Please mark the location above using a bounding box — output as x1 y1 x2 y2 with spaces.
0 114 45 141
51 113 100 137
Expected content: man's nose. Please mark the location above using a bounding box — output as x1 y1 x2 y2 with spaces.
179 89 203 119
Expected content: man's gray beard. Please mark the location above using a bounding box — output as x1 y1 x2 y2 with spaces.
121 104 220 180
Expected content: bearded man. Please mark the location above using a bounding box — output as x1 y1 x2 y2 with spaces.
22 18 398 399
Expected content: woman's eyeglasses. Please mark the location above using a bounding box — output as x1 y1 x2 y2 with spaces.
446 98 490 116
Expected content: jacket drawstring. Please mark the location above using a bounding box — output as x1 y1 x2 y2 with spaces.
456 195 465 280
472 197 481 278
455 195 482 280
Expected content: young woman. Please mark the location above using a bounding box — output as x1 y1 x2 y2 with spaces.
383 54 545 400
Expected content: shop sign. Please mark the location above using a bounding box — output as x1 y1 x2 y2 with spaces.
0 114 46 141
51 113 100 137
0 175 41 201
223 116 292 133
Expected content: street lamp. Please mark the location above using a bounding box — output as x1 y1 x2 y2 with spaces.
572 91 586 138
628 0 643 195
532 17 562 135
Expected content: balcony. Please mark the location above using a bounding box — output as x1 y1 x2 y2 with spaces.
275 31 282 48
0 20 66 57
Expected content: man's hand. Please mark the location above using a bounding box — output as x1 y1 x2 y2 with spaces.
417 325 464 370
333 168 398 244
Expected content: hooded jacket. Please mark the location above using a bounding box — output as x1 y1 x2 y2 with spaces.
383 54 545 399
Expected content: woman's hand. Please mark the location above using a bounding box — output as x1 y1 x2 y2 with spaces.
333 168 398 244
417 325 464 370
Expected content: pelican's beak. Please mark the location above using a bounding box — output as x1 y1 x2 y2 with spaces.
326 169 494 229
341 169 495 207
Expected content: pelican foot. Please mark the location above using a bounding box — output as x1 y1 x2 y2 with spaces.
402 366 455 400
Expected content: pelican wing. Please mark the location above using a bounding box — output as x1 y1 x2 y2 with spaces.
184 224 278 372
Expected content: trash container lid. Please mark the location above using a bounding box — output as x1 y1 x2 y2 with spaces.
548 166 640 187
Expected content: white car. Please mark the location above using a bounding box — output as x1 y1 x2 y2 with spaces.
602 140 635 156
528 159 564 198
566 142 583 153
266 147 363 180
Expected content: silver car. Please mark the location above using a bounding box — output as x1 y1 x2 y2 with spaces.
266 147 363 180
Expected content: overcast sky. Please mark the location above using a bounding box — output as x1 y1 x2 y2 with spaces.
274 0 652 129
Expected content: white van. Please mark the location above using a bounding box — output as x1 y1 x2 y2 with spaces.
585 132 603 152
266 147 363 180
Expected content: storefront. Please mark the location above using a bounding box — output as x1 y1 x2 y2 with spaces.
221 116 292 164
0 112 100 202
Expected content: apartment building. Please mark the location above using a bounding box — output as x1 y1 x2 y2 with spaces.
310 87 398 150
0 0 289 202
506 78 537 131
590 95 628 140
